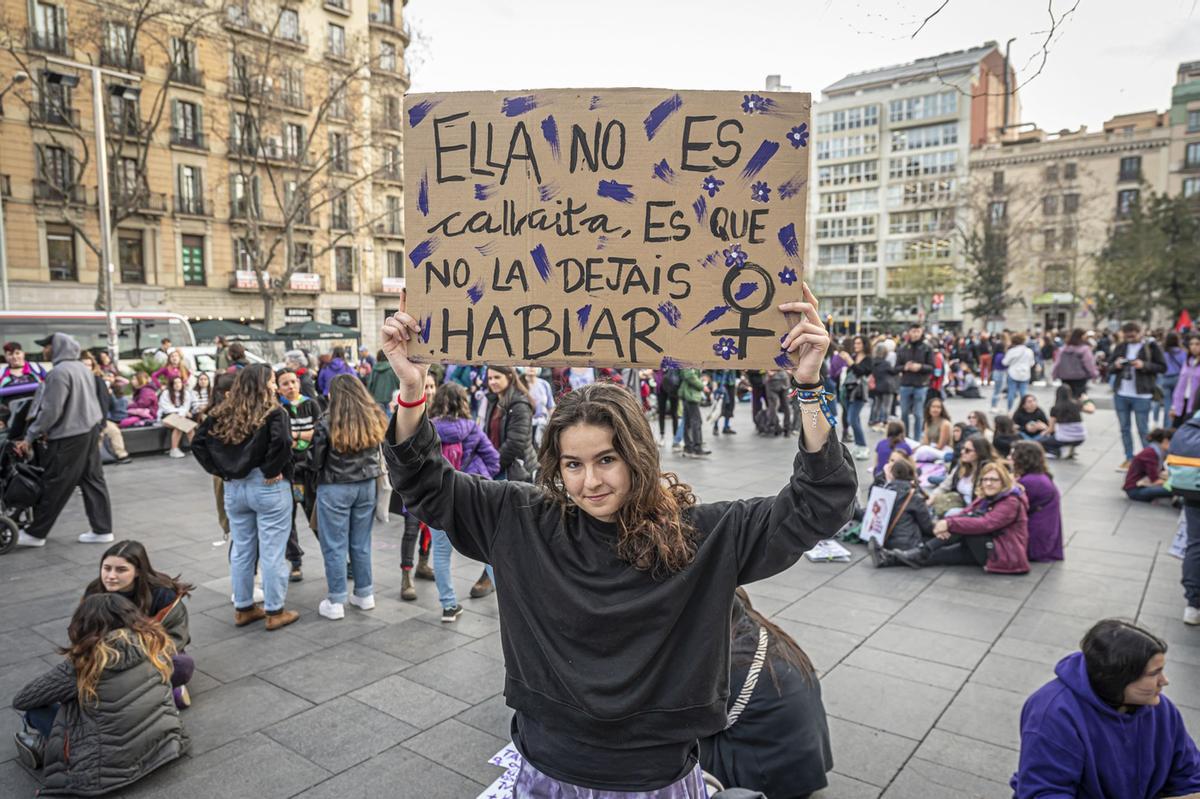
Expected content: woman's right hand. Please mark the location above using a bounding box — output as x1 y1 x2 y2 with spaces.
381 289 430 400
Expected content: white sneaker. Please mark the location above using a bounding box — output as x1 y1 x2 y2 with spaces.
168 448 186 459
854 446 870 461
348 594 375 611
229 586 266 606
16 531 45 547
319 599 345 619
1185 606 1200 626
78 532 115 544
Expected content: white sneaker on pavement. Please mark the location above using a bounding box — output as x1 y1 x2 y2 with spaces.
319 599 345 620
229 586 266 605
78 532 115 544
348 594 375 610
17 531 46 547
1185 606 1200 626
168 448 186 459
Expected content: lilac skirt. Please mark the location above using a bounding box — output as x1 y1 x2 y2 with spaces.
514 759 708 798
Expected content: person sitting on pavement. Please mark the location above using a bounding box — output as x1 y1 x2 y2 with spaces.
158 375 196 459
992 414 1018 459
868 457 934 567
873 420 912 480
150 349 190 389
928 434 995 518
12 593 189 794
1038 385 1088 458
967 410 992 442
82 540 196 709
1011 619 1200 799
913 395 953 461
1124 428 1176 503
80 350 131 465
120 371 160 428
0 341 47 400
1011 441 1064 562
14 333 116 548
1013 393 1050 441
699 588 832 798
881 460 1029 573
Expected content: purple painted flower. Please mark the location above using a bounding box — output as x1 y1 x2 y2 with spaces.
723 243 747 269
751 181 771 203
742 93 767 114
787 123 809 149
701 176 724 197
713 337 739 360
778 266 798 286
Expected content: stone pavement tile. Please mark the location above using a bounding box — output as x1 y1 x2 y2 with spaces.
935 682 1026 750
455 693 513 740
825 715 919 788
0 657 57 710
864 624 991 670
890 596 1014 644
179 585 235 615
1054 554 1154 581
182 610 246 647
828 561 942 602
186 625 320 683
30 616 71 649
413 607 501 639
880 758 1011 799
292 744 484 799
402 647 507 705
262 695 419 774
356 617 476 664
0 628 60 668
915 729 1018 786
842 646 971 691
759 561 841 594
989 635 1072 667
119 732 331 799
0 593 83 636
772 618 864 675
927 569 1038 601
738 590 790 617
287 609 389 647
1034 568 1147 599
744 577 812 603
181 675 313 755
402 717 508 784
970 653 1055 697
820 664 956 740
258 641 409 704
0 758 41 797
185 668 221 697
1003 608 1095 650
349 674 470 730
917 583 1024 614
1021 587 1139 621
464 630 505 662
812 771 883 798
777 593 893 638
0 709 22 764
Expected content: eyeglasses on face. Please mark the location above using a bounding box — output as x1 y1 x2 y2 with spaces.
979 476 1003 484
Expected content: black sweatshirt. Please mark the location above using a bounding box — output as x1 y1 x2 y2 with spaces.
192 407 293 481
385 415 856 789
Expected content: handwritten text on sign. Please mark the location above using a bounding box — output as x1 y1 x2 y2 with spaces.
403 89 811 369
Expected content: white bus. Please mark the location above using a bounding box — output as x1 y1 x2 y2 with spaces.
0 311 197 365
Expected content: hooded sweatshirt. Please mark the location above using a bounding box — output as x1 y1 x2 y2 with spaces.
433 417 500 478
316 357 355 395
25 333 102 442
1012 651 1200 799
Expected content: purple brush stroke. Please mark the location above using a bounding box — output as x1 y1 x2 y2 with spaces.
501 95 539 117
408 99 438 128
643 94 683 140
688 304 730 332
740 140 780 181
475 242 497 256
408 237 439 269
652 159 676 183
466 279 485 305
692 195 707 223
589 95 602 110
734 282 758 301
657 301 681 328
778 223 800 258
538 183 560 201
417 171 429 216
597 180 635 204
596 235 609 250
660 356 682 370
576 304 592 331
530 243 552 283
474 183 495 201
698 250 720 268
778 174 807 200
774 352 793 369
541 115 561 160
419 315 432 344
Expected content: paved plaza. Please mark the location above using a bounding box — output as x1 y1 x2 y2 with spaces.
0 386 1193 798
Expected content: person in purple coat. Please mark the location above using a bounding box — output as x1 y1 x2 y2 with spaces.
1011 441 1064 562
1012 619 1200 799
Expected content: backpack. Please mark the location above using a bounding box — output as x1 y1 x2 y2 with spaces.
440 441 464 471
661 368 682 395
1055 347 1086 380
1166 415 1200 501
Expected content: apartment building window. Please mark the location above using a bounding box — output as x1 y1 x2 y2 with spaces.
37 70 73 125
1118 156 1142 181
1061 227 1077 250
992 170 1004 192
327 23 346 56
231 111 256 153
1188 110 1200 133
108 91 140 136
1184 177 1200 198
1063 193 1080 214
181 235 205 286
379 41 397 71
1044 164 1058 182
1043 228 1057 251
817 160 878 187
46 226 76 280
382 144 400 175
329 131 349 171
815 104 879 133
887 178 956 208
329 78 348 119
170 37 197 77
889 209 952 234
113 156 139 197
33 2 68 52
887 150 956 179
387 250 404 278
1117 189 1139 218
293 241 313 272
888 90 957 123
1186 142 1200 169
816 133 877 161
232 173 260 217
988 201 1006 224
1042 195 1058 216
177 165 203 214
884 238 952 263
816 242 877 266
383 95 400 128
815 215 875 240
171 99 202 145
889 122 957 153
818 188 877 213
335 246 354 290
1064 162 1077 180
119 231 145 284
331 192 349 229
37 144 73 191
104 21 134 68
279 9 300 42
234 238 256 271
284 123 304 159
386 195 401 233
1044 264 1070 292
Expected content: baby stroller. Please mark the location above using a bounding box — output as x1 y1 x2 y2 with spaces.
0 399 42 554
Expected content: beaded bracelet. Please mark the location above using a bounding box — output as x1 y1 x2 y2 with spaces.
789 388 838 431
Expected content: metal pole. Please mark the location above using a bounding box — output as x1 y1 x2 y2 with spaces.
91 67 118 362
0 193 9 309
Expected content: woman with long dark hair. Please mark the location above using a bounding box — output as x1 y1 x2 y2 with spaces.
841 335 873 461
193 364 298 630
379 286 855 794
1170 334 1200 428
310 373 388 620
12 594 188 794
82 540 197 707
1039 385 1087 458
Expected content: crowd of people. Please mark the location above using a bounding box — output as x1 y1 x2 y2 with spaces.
4 303 1200 797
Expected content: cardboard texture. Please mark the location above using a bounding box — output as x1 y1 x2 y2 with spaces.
403 88 811 369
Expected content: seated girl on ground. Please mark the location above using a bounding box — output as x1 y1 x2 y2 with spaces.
929 433 995 518
1011 441 1064 562
867 457 934 566
1014 394 1050 441
874 421 911 481
992 414 1018 459
1038 386 1087 458
915 395 953 459
1011 619 1200 799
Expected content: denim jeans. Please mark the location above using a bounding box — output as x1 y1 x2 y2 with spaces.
1125 485 1172 503
316 479 376 604
899 386 928 442
1183 502 1200 608
990 371 1007 408
1113 393 1152 461
429 527 457 609
24 704 58 738
1156 375 1179 424
1006 379 1029 411
226 468 293 612
846 399 867 447
869 392 892 425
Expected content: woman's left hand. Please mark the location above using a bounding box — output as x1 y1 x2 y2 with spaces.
778 282 830 386
934 519 951 539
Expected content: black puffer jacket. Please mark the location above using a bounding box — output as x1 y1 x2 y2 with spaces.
12 632 188 796
880 479 934 550
485 388 538 482
309 417 384 484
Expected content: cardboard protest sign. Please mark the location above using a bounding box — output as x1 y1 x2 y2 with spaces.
402 88 811 369
859 485 898 547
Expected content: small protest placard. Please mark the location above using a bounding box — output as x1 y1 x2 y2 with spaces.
859 486 898 547
403 88 811 368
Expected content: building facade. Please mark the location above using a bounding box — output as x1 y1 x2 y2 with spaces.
0 0 410 349
1168 60 1200 200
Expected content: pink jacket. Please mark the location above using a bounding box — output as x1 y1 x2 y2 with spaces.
945 489 1030 574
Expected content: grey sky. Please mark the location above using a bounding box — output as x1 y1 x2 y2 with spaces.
405 0 1199 133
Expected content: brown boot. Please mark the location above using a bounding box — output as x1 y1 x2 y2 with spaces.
415 553 435 581
401 570 417 601
265 609 299 631
234 605 267 627
470 569 494 598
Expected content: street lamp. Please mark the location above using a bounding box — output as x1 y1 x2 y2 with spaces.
0 71 30 312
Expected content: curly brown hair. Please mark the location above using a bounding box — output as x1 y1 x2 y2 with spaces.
537 383 696 578
210 363 278 445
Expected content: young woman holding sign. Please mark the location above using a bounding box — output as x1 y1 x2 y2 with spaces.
381 284 855 795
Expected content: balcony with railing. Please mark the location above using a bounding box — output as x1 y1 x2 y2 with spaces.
170 127 207 150
107 112 145 139
323 0 350 15
275 90 310 113
30 104 79 128
168 64 205 88
34 179 87 204
375 165 402 184
110 186 167 214
28 30 71 56
174 195 211 216
223 7 308 50
100 48 145 73
374 219 403 239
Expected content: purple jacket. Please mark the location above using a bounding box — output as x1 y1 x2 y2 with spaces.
1172 357 1200 420
1012 651 1200 799
316 358 355 395
433 417 500 478
1018 472 1063 562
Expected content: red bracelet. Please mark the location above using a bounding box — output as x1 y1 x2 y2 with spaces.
395 394 427 409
